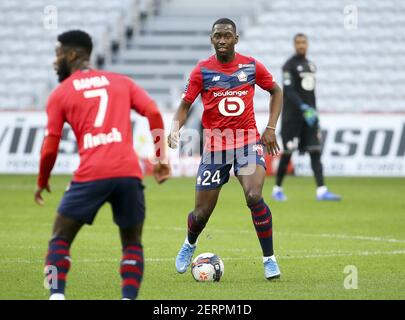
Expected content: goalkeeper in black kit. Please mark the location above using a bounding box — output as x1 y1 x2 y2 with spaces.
272 33 341 201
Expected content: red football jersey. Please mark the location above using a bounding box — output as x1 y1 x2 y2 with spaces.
182 53 275 151
45 69 154 182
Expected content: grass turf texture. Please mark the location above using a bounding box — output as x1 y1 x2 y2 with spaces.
0 175 404 300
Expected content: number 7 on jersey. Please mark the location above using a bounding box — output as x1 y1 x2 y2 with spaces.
84 88 109 127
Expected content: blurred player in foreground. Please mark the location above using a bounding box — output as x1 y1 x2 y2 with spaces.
168 18 283 280
34 30 170 300
272 33 341 201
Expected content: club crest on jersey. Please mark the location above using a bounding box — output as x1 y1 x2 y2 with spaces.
253 144 264 156
237 71 248 82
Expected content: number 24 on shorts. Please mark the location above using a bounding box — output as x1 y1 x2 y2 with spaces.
197 170 221 186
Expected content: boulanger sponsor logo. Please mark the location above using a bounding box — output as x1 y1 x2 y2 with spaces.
213 90 248 98
218 97 245 117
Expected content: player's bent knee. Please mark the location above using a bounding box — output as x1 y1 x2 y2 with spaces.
245 191 262 207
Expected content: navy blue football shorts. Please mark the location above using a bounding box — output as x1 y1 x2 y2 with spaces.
58 177 145 228
196 142 266 191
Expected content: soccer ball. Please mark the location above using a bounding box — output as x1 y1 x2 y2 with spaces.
191 252 224 282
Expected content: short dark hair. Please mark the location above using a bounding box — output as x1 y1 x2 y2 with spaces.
212 18 237 33
57 30 93 55
294 33 308 41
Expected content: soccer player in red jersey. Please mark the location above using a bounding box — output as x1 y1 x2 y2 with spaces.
168 18 283 279
34 30 170 300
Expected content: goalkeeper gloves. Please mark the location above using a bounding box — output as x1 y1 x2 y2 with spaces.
300 103 318 127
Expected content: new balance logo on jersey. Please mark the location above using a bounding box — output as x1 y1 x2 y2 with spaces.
73 75 110 91
83 127 122 150
212 75 221 81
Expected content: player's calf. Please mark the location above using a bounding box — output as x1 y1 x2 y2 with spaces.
44 237 71 298
187 211 208 244
120 243 144 300
248 198 281 279
248 198 274 257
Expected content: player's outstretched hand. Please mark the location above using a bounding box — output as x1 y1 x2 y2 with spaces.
261 129 280 156
153 163 171 184
34 184 51 206
167 132 179 149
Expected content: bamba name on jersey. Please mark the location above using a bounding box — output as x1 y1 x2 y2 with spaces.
73 75 110 91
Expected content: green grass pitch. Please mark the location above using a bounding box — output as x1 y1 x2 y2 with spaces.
0 175 404 300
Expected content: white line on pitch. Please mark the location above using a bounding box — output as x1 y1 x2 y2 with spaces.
146 226 405 244
2 249 405 265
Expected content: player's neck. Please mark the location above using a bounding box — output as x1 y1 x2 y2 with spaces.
70 59 91 74
215 52 236 64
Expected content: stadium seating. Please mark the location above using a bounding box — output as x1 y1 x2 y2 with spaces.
107 0 264 109
0 0 403 112
0 0 144 110
238 0 405 112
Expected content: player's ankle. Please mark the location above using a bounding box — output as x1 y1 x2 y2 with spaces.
185 237 197 247
263 255 276 263
316 186 328 197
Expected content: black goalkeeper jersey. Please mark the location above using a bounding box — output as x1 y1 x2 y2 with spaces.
282 54 317 124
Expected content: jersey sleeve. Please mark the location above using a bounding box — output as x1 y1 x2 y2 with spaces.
129 79 155 116
45 90 65 138
255 59 276 91
181 65 203 104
